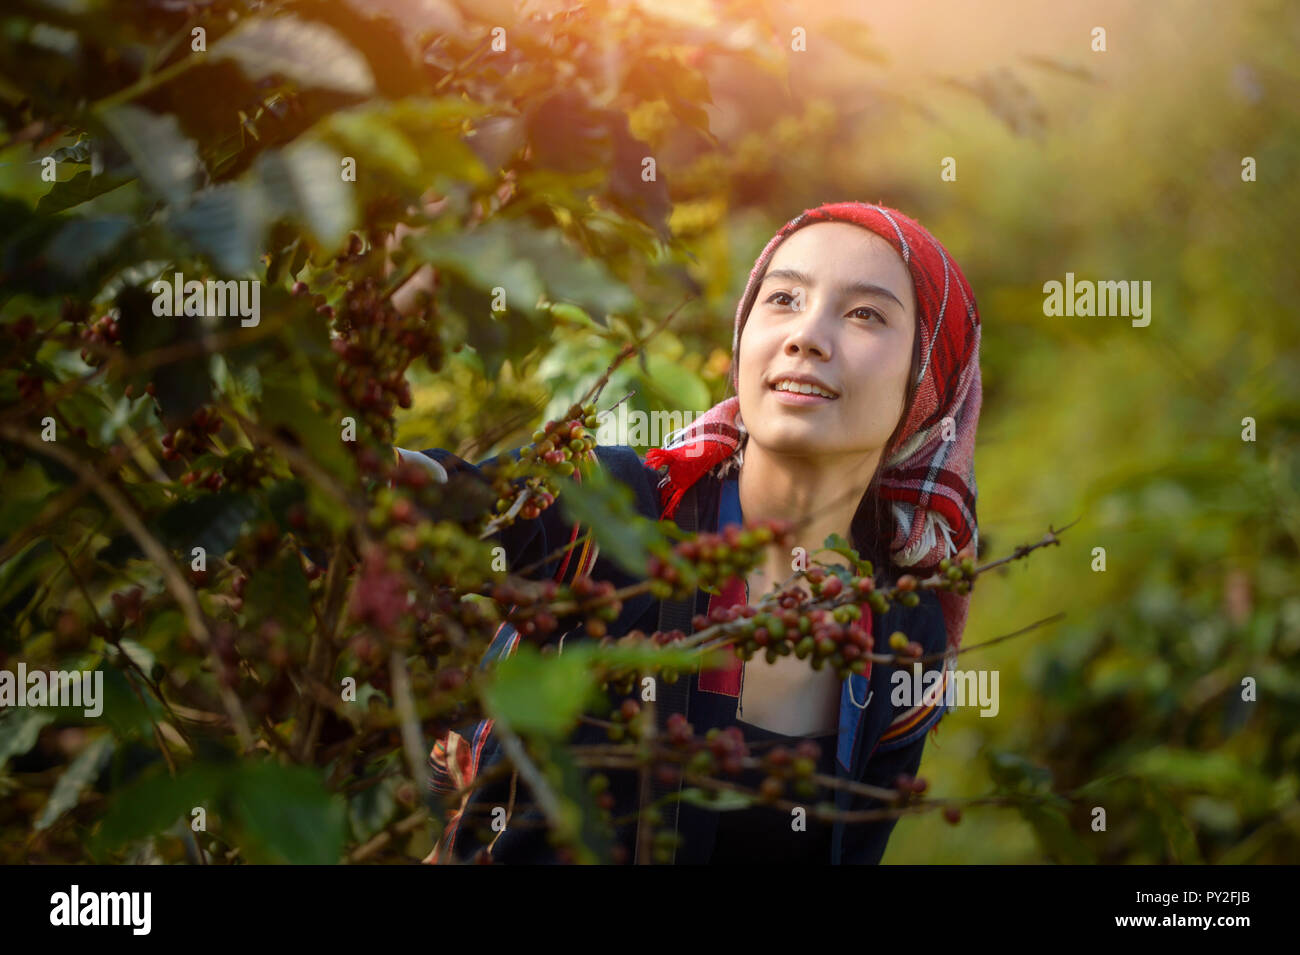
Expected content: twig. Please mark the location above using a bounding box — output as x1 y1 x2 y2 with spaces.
634 699 656 865
684 520 1080 659
569 743 899 803
347 808 430 863
490 717 570 842
576 296 693 410
476 300 693 543
924 612 1067 663
390 650 429 795
230 410 371 533
92 51 204 111
293 532 351 762
478 482 537 540
259 716 297 762
959 519 1079 579
0 423 255 750
0 477 93 566
0 319 283 429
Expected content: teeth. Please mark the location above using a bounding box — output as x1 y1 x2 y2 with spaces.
773 379 835 398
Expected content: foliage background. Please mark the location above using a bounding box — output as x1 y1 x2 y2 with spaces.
1 0 1297 863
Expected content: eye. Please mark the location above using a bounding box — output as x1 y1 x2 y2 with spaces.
765 291 795 307
850 306 886 324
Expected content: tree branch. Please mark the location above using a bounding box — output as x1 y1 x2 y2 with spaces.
0 423 255 750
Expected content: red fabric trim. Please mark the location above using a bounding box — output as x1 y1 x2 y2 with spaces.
697 575 747 696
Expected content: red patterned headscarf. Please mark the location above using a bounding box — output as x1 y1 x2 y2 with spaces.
644 201 983 652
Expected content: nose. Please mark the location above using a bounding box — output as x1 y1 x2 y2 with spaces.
783 299 834 360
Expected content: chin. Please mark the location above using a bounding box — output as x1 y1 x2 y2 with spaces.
748 430 829 456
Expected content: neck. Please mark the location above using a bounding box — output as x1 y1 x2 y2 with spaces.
737 440 881 579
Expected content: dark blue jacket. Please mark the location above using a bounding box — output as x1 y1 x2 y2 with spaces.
418 444 951 864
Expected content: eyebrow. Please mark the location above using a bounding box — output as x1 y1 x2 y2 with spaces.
759 267 907 311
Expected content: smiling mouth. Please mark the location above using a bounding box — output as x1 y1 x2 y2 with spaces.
769 381 839 400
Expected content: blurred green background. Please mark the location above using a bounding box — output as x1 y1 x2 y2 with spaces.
388 0 1300 862
2 0 1296 862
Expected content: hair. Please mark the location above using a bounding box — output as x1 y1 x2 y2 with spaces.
725 241 925 583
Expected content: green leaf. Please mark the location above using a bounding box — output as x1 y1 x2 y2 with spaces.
115 638 156 676
542 743 613 863
986 750 1054 795
348 773 399 842
230 762 347 864
607 118 672 238
96 763 226 849
817 532 873 576
0 538 56 610
244 551 311 631
411 226 546 315
1019 800 1095 864
212 16 376 96
558 462 663 576
483 643 598 738
169 181 271 275
585 642 700 674
35 735 115 831
158 492 259 558
98 104 201 206
140 610 185 659
45 216 134 279
449 282 546 379
0 462 56 538
95 665 167 739
410 218 635 320
0 708 56 770
315 108 422 184
643 353 710 415
547 302 602 331
36 170 133 215
259 376 356 484
1142 780 1203 863
464 114 526 174
1128 746 1269 804
677 787 754 811
253 140 356 249
99 491 257 565
507 223 637 318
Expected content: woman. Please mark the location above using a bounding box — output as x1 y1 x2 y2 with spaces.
415 200 983 864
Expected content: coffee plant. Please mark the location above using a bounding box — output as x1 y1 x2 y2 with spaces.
3 0 1293 866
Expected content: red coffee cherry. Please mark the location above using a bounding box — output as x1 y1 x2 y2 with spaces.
437 668 467 691
759 777 784 803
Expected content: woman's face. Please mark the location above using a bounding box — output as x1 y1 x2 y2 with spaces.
737 221 918 462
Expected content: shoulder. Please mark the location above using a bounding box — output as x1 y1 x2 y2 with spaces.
590 445 666 520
